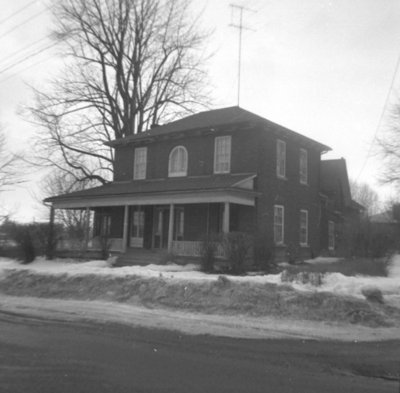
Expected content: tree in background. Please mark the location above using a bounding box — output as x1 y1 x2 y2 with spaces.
42 170 94 240
349 179 380 216
0 127 23 193
0 126 24 223
28 0 210 184
377 101 400 188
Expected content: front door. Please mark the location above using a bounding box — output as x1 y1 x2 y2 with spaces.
130 206 144 247
154 207 169 249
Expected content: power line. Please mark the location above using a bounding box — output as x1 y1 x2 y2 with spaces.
356 50 400 180
0 36 50 67
0 41 58 76
0 8 47 41
0 56 52 85
229 4 256 106
0 0 38 25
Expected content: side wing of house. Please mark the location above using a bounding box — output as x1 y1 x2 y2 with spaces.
320 158 363 256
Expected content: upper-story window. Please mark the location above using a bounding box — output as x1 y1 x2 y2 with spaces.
276 139 286 178
214 136 231 174
133 147 147 180
299 148 308 185
168 146 188 177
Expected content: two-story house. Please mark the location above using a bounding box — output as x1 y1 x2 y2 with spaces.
46 106 342 261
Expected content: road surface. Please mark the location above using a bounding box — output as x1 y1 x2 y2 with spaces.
0 307 399 393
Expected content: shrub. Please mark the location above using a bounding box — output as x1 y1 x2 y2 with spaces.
253 233 275 272
99 234 111 260
199 234 218 273
361 286 384 304
222 232 252 275
11 225 35 264
286 242 303 264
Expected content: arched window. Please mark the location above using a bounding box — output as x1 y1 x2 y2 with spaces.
168 146 188 177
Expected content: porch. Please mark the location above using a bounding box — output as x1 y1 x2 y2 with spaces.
56 202 254 259
45 173 257 260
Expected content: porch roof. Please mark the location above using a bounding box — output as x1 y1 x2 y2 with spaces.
45 173 257 209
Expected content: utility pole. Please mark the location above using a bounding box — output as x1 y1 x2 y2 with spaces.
229 4 255 106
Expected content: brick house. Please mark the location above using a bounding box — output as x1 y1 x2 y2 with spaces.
45 106 359 261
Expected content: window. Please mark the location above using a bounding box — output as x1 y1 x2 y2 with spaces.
276 140 286 178
168 146 188 177
214 136 231 173
131 207 144 238
95 214 111 237
133 147 147 180
328 221 335 250
299 210 308 246
274 205 284 244
174 207 184 240
299 148 308 185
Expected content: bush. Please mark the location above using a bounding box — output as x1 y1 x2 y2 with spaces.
253 233 275 272
99 234 111 260
199 234 218 273
361 286 384 304
0 220 62 263
222 232 252 275
11 225 35 264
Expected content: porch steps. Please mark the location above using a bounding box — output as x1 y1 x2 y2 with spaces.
114 248 165 267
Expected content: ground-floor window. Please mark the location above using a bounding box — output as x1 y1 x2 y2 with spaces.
299 209 308 246
95 213 111 237
131 207 144 238
328 220 335 250
274 205 284 244
174 207 184 240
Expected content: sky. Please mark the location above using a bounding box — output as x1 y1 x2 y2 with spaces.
1 0 400 221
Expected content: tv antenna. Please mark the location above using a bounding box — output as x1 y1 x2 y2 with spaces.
229 4 256 106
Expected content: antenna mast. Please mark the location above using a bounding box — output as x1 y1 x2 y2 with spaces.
229 4 255 106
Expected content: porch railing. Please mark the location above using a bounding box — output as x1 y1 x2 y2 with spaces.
57 238 123 252
171 240 225 258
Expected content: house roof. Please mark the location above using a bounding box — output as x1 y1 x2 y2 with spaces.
44 173 256 204
107 106 331 151
320 158 353 207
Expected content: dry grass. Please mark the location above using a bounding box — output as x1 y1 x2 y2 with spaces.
1 269 399 328
284 257 389 277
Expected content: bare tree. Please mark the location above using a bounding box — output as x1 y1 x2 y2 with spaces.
349 179 380 216
42 170 95 238
0 126 25 223
28 0 210 184
0 127 24 192
377 100 400 187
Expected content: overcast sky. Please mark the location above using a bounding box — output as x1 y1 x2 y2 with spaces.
1 0 400 221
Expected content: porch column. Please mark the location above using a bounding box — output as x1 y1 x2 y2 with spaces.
223 202 230 233
168 203 175 251
83 207 90 252
46 205 55 260
122 205 129 252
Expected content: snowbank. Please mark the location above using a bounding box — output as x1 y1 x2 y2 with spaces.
0 255 399 307
304 257 343 265
0 257 281 284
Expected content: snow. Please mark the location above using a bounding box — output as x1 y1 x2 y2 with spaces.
2 295 399 342
1 255 399 307
0 257 282 283
303 256 343 265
